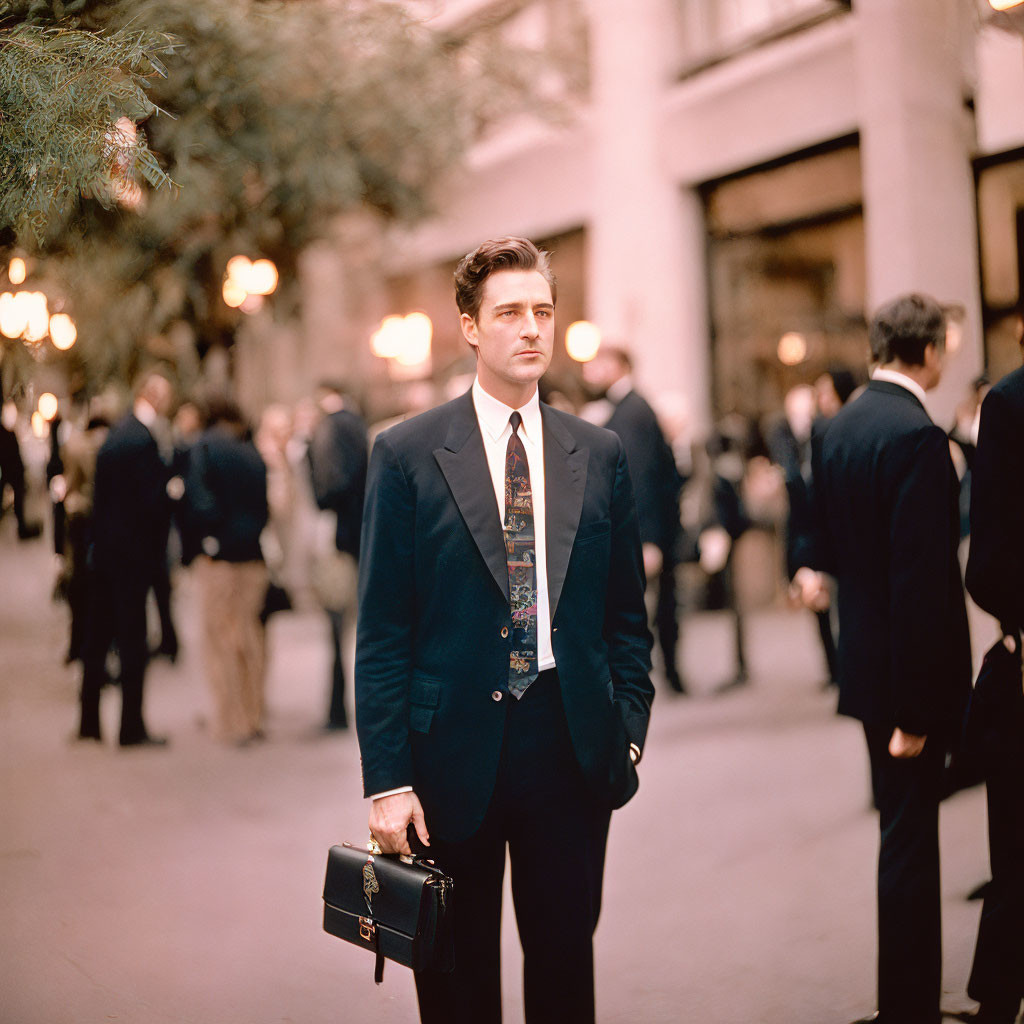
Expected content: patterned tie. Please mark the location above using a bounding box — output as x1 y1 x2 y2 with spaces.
504 411 538 698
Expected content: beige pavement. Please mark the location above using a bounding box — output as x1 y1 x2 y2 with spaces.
0 520 997 1023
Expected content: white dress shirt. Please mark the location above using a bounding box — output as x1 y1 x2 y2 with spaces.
871 368 930 417
370 380 557 801
472 378 555 672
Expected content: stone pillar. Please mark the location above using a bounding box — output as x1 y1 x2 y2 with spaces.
586 0 712 433
855 0 983 422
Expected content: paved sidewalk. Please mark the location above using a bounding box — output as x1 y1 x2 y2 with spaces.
0 523 999 1023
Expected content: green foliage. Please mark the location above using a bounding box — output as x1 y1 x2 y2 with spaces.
1 0 536 391
0 16 178 243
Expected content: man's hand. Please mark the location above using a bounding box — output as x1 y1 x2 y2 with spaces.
792 566 830 612
889 727 926 759
642 543 663 578
369 791 430 855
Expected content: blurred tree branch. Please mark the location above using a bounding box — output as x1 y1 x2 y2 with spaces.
2 0 539 392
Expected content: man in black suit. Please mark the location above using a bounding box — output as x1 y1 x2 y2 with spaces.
962 310 1024 1024
78 369 175 747
308 381 368 730
582 344 686 693
355 237 653 1023
811 293 972 1024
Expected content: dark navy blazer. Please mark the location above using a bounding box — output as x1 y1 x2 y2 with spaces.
355 389 654 843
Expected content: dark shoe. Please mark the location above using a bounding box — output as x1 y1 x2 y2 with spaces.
324 717 349 732
17 522 41 540
119 735 169 749
665 670 688 695
73 730 102 744
949 998 1023 1023
967 880 992 901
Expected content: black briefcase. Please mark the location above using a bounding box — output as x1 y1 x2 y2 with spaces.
964 634 1024 760
322 842 454 984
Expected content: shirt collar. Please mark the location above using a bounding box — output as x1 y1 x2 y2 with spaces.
472 377 542 445
871 368 928 409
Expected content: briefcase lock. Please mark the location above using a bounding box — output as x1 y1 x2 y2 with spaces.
359 916 376 942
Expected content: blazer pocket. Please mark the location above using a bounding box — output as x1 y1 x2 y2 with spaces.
409 675 441 734
575 519 611 545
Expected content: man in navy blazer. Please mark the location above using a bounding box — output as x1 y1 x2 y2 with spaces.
355 237 654 1023
812 294 971 1024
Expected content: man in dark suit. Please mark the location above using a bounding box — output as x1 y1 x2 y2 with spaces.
355 237 654 1023
961 310 1024 1024
811 293 972 1024
582 344 686 693
78 369 175 747
308 381 368 730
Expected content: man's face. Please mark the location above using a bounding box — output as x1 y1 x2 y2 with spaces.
461 269 554 396
922 342 945 391
581 348 626 395
145 374 174 418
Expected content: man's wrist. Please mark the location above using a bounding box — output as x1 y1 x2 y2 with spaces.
370 786 413 801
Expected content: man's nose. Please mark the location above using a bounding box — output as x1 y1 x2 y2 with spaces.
521 311 539 338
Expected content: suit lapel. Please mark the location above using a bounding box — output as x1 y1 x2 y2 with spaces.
543 406 587 620
434 392 510 602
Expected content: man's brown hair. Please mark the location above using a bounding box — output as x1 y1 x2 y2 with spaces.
453 236 556 320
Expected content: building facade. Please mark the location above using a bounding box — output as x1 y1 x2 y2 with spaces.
245 0 1024 432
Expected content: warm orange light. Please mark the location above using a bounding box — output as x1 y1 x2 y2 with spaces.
31 411 48 438
8 258 26 285
49 313 77 350
988 0 1024 11
38 392 59 421
222 279 247 308
565 321 602 362
777 332 808 366
247 259 279 296
370 315 406 359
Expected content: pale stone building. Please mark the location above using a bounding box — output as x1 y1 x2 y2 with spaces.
240 0 1024 433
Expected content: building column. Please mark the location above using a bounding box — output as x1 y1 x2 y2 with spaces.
586 0 712 433
856 0 983 421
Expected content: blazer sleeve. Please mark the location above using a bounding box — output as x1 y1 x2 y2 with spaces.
604 438 655 751
354 432 417 797
887 426 959 734
966 387 1024 631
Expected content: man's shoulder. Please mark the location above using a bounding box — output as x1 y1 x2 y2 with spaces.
374 394 470 453
989 364 1024 408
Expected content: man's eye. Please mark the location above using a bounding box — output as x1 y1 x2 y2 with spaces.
500 310 517 318
535 309 551 318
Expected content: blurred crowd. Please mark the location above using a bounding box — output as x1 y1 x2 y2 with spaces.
0 332 1009 751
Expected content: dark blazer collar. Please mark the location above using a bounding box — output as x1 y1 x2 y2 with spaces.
434 389 587 614
867 378 929 416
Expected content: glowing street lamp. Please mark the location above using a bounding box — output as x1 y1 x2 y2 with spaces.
38 392 59 421
223 255 278 312
565 320 602 362
8 258 26 285
49 313 77 351
777 331 808 366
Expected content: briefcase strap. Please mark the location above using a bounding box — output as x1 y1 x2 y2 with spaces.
375 950 385 985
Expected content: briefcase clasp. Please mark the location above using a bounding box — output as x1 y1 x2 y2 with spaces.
359 916 376 942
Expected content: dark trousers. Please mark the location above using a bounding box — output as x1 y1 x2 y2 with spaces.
415 670 612 1024
815 607 839 683
654 558 680 683
863 723 946 1024
79 569 151 744
326 609 347 727
968 682 1024 1012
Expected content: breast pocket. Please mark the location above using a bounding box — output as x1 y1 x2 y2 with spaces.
409 675 441 734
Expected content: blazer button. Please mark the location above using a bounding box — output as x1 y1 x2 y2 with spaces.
491 690 503 702
500 626 509 638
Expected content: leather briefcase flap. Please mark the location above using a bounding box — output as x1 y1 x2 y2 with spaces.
322 843 453 975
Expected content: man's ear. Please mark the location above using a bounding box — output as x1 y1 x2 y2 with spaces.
460 312 479 351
